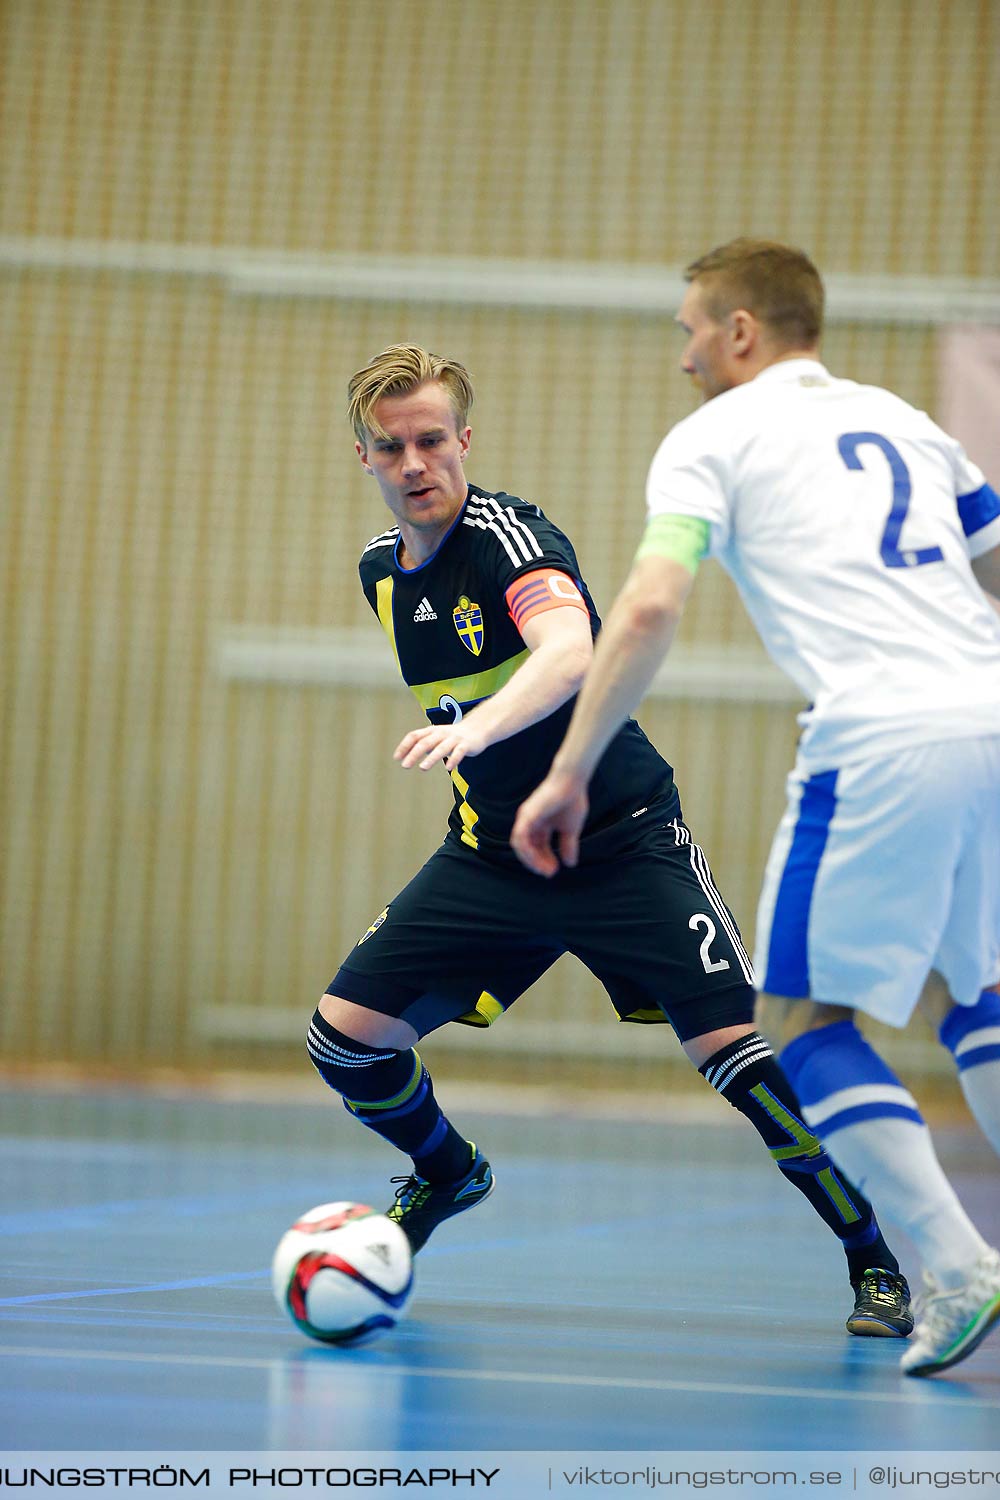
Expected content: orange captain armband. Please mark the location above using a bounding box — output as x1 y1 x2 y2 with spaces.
505 568 589 632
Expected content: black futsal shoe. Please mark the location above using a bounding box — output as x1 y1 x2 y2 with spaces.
386 1143 495 1253
846 1267 914 1337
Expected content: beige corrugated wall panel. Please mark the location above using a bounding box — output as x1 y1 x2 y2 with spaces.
2 274 222 1063
2 0 997 273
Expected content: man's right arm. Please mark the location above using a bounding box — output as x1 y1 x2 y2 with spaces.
509 553 697 876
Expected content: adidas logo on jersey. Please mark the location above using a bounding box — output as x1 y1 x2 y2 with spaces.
413 597 438 622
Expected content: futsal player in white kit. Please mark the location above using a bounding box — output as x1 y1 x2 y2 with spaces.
512 238 1000 1378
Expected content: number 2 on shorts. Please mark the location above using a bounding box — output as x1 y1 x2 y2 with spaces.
689 913 731 974
837 431 943 569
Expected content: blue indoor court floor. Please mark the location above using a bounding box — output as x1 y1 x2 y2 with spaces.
1 1080 998 1457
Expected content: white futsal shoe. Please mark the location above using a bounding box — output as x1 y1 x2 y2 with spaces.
900 1246 1000 1377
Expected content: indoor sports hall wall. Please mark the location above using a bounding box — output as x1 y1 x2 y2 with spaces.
2 0 997 1083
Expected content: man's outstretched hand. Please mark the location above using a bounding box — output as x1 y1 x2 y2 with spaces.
394 720 488 772
510 771 589 878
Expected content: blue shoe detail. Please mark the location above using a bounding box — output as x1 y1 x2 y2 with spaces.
386 1144 495 1253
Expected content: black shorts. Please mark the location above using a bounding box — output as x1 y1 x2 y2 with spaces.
328 817 754 1044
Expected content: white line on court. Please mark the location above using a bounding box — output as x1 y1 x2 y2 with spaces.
0 1345 996 1410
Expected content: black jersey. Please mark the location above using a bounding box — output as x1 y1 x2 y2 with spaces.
358 484 677 860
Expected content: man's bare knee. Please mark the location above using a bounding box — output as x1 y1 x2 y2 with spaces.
916 970 954 1031
317 993 418 1051
681 1022 756 1069
754 992 854 1049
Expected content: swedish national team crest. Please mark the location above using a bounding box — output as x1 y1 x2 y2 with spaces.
452 596 484 656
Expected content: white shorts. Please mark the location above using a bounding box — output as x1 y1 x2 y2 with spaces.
754 735 1000 1026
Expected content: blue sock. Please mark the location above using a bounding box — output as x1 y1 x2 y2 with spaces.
781 1020 925 1134
781 1020 987 1281
939 988 1000 1156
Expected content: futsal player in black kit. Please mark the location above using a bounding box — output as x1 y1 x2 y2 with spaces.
305 341 912 1337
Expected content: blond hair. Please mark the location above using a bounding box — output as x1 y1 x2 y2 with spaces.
684 238 824 349
348 343 475 442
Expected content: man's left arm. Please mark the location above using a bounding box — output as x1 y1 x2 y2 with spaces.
510 554 696 875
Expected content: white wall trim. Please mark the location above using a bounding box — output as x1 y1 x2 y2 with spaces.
3 236 999 325
195 1002 951 1074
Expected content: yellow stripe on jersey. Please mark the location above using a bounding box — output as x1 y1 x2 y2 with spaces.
407 649 530 712
375 576 401 671
449 766 480 850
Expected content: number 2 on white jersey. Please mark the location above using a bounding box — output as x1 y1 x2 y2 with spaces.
837 431 944 569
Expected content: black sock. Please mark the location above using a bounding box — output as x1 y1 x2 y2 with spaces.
699 1033 899 1283
307 1010 471 1183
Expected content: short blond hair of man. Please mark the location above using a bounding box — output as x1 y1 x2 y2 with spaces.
684 238 825 351
348 343 475 443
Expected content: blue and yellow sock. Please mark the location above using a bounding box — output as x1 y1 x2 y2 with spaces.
307 1010 471 1183
700 1031 895 1282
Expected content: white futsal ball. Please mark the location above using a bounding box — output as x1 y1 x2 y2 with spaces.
272 1201 414 1345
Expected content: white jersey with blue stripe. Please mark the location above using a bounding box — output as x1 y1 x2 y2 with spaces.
645 358 1000 772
